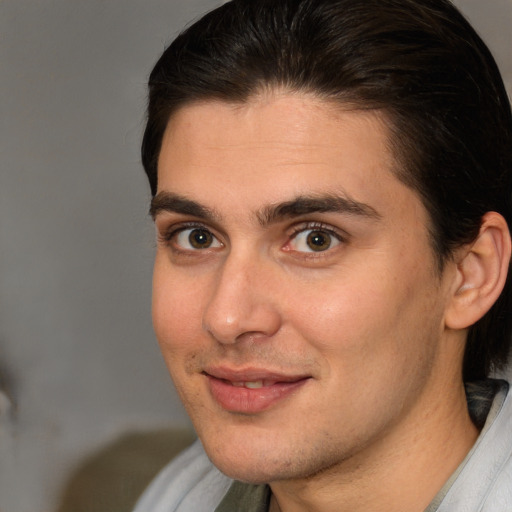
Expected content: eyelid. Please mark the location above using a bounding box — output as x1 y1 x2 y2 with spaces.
157 219 348 256
285 221 348 253
157 221 223 250
288 221 348 240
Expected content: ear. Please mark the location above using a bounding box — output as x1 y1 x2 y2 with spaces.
445 212 511 330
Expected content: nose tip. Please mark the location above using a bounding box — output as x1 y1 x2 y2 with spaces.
202 263 281 344
203 305 281 344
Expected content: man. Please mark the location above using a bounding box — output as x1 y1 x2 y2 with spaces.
134 0 512 510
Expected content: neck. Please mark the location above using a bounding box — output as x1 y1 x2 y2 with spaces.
269 371 478 512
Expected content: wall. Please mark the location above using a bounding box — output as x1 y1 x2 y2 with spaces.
0 1 510 511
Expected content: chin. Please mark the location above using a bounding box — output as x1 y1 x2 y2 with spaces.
218 465 273 485
203 443 270 482
201 436 309 484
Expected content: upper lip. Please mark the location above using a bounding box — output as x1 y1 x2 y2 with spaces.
203 366 310 383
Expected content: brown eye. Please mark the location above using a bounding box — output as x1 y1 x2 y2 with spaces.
289 227 342 253
306 231 332 251
174 227 222 250
189 229 213 248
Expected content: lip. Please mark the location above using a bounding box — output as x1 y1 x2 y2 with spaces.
204 366 311 414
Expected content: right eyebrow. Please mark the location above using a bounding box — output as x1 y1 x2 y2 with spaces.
257 193 382 226
149 192 218 221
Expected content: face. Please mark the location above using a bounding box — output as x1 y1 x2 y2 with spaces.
152 93 458 484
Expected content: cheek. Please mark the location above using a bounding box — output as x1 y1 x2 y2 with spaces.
152 259 206 356
288 276 390 348
287 264 438 375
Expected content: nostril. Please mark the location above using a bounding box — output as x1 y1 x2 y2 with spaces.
202 304 282 345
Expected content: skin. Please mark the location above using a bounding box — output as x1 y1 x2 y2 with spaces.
151 92 479 512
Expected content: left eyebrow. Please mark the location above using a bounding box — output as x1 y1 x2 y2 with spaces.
149 192 219 221
257 194 382 226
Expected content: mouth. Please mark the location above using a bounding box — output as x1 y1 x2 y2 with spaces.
203 367 311 414
231 380 272 389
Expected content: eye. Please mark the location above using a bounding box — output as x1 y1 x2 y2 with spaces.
174 227 222 250
288 226 343 253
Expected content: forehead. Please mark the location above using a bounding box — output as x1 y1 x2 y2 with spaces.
157 93 429 230
156 91 437 266
164 91 387 145
157 93 400 202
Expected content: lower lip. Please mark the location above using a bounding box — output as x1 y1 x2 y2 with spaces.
207 376 309 414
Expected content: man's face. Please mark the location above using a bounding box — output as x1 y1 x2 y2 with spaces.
151 93 459 484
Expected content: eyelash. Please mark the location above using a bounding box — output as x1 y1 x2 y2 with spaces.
157 222 220 247
158 221 347 255
286 222 347 253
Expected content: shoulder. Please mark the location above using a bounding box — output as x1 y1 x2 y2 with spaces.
439 380 512 511
133 439 233 512
479 381 512 509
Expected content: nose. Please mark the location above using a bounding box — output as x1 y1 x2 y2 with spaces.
202 254 282 344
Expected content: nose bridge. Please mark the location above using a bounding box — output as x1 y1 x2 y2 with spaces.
202 249 281 344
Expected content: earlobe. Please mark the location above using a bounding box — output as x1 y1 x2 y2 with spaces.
445 212 511 330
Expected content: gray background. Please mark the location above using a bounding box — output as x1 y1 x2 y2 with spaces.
0 1 510 511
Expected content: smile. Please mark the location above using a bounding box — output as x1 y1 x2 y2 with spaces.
232 380 265 388
203 368 311 414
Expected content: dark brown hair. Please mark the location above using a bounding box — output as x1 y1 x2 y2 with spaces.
142 0 512 380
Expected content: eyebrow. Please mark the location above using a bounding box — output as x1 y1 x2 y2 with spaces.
257 194 382 225
150 192 218 221
150 191 381 224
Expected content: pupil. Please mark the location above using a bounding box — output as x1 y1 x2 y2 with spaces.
307 231 331 251
189 229 212 248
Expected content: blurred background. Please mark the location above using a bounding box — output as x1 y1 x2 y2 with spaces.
0 1 511 511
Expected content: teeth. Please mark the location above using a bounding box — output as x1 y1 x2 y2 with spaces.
231 381 264 389
245 381 264 389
